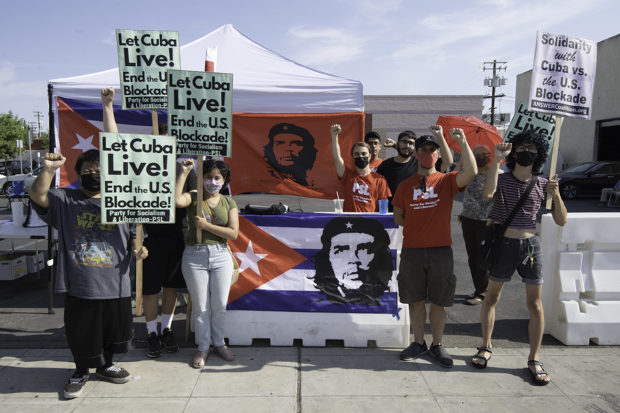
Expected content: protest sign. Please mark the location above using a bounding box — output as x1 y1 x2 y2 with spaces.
529 31 597 119
100 133 176 224
116 29 181 110
167 69 233 157
505 102 556 155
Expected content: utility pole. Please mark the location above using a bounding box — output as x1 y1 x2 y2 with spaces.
483 60 507 126
33 111 44 139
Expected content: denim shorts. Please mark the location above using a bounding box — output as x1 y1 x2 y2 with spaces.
489 235 543 285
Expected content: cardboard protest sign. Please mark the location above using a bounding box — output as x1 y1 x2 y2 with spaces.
505 102 556 156
167 69 233 157
116 30 181 110
100 133 176 224
529 31 597 119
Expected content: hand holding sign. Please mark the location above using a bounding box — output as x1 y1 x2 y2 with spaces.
547 174 561 198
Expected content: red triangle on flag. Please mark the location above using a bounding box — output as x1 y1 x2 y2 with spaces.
228 216 307 303
57 97 101 187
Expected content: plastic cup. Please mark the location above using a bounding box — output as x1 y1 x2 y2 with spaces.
378 199 388 214
333 199 344 213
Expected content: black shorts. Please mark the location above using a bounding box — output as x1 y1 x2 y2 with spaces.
489 235 543 285
397 246 456 307
142 233 186 294
64 294 133 368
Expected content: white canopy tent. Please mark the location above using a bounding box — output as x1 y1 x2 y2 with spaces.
49 24 364 114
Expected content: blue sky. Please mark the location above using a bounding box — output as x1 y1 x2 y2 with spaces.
1 0 618 130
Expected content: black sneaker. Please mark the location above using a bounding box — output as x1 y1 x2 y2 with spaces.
95 364 131 384
63 373 89 399
161 328 179 353
429 343 453 368
399 341 428 361
147 331 163 358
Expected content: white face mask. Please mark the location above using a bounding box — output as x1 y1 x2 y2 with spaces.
203 179 223 194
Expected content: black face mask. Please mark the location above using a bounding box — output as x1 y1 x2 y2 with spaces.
475 155 490 168
80 173 101 192
515 151 537 167
354 156 369 169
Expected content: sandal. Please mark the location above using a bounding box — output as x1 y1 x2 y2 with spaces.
192 350 208 369
471 346 492 369
465 296 484 305
215 345 235 361
527 360 550 386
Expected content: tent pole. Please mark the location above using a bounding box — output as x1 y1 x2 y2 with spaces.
46 83 55 315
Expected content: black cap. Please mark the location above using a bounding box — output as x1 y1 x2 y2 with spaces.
414 135 440 151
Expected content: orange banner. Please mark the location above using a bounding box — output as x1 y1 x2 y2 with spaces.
226 113 364 199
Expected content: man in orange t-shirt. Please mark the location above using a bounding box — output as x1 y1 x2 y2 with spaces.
331 124 391 212
392 127 477 368
364 131 384 172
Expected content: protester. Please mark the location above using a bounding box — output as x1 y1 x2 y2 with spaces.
472 131 567 386
330 124 391 212
377 125 453 210
175 158 239 368
364 131 384 171
393 128 477 368
28 90 148 400
141 124 197 359
459 144 497 305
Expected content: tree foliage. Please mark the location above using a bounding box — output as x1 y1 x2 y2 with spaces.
0 112 28 160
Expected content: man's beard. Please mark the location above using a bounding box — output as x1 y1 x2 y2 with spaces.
396 146 413 159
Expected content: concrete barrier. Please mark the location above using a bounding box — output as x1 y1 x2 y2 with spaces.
541 212 620 345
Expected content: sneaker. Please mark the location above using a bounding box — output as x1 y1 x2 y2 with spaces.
63 373 89 399
96 364 131 384
429 343 453 368
161 328 179 353
399 341 428 361
146 331 163 358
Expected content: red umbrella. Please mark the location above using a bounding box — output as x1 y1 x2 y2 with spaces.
436 115 503 154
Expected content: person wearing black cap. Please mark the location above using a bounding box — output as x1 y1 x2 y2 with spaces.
377 126 453 211
263 122 318 186
392 126 477 369
312 217 394 305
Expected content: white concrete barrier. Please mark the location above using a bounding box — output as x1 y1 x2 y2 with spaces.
541 212 620 345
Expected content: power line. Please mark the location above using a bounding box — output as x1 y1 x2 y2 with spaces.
482 60 507 126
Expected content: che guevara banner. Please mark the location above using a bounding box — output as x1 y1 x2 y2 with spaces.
55 97 363 200
227 213 400 315
226 113 364 199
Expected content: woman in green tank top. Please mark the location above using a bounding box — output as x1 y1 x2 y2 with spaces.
175 158 239 369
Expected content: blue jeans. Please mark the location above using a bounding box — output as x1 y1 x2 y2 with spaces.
182 244 233 350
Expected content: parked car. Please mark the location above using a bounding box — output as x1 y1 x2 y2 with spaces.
6 160 32 175
557 161 620 199
0 165 43 195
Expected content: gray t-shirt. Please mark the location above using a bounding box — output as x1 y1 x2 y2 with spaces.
32 188 135 299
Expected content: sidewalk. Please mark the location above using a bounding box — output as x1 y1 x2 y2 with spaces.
1 346 619 412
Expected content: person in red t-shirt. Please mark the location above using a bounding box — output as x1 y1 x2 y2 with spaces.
364 131 384 172
392 127 477 368
331 124 391 212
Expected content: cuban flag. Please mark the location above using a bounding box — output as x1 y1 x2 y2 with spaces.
228 213 400 316
56 97 161 187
